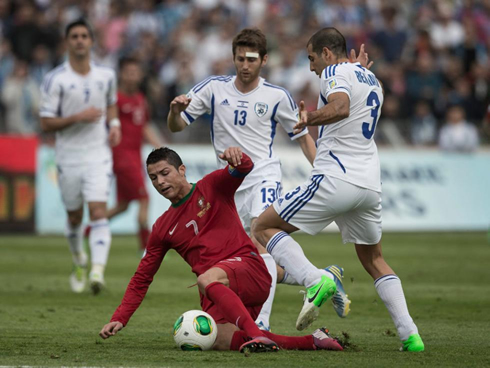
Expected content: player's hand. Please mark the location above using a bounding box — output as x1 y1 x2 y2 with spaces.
293 100 308 134
219 147 242 167
170 95 192 114
108 126 121 147
77 107 103 123
350 44 373 69
99 321 124 339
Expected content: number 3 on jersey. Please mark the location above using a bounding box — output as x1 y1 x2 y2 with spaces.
362 91 380 139
234 110 247 126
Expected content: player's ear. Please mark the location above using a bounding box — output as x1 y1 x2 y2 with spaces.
178 164 186 177
261 54 268 66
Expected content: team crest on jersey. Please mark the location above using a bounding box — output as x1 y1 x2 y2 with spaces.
327 79 338 90
254 102 268 117
197 196 211 218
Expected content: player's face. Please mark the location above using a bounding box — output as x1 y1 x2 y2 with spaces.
147 160 187 201
66 26 93 58
233 47 267 85
307 44 328 77
120 63 143 88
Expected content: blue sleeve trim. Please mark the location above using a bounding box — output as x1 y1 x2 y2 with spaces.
269 102 279 157
183 110 195 123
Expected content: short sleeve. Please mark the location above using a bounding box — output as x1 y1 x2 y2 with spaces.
322 64 352 101
180 77 214 125
39 75 61 118
273 91 308 141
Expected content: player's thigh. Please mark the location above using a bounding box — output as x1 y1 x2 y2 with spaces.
216 254 271 309
57 164 83 211
273 175 357 235
335 187 382 245
82 159 113 204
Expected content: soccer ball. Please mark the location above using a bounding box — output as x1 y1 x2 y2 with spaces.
173 310 217 351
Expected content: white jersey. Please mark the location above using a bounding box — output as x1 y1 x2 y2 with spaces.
40 61 117 166
181 76 308 190
314 62 383 192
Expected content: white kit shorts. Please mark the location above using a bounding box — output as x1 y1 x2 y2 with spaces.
273 174 382 245
57 159 113 211
235 180 282 235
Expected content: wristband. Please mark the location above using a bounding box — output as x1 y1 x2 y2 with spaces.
109 118 121 128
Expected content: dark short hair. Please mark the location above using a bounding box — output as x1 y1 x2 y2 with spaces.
232 28 267 59
307 27 347 58
118 57 140 70
146 147 183 170
65 18 94 39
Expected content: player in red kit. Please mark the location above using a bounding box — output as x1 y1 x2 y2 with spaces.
99 146 343 353
109 58 161 251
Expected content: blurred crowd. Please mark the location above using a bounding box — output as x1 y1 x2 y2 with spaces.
0 0 489 152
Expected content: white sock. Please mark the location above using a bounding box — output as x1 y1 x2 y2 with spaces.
255 254 277 329
89 218 111 268
65 222 87 266
375 274 418 341
266 231 322 288
280 268 333 285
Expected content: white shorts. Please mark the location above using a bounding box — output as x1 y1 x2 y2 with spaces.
234 180 282 235
57 159 113 211
273 175 382 245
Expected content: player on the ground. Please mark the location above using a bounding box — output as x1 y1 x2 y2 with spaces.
253 27 425 352
167 28 349 331
107 57 161 252
98 146 343 353
39 18 120 295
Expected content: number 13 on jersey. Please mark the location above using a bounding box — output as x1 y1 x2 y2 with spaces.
362 91 381 139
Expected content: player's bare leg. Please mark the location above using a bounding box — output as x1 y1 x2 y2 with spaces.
66 207 87 293
107 201 129 220
213 323 240 351
137 198 150 251
254 206 340 330
197 267 278 352
88 201 112 295
356 242 424 352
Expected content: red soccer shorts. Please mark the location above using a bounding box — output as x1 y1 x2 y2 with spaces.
114 165 148 202
200 253 272 324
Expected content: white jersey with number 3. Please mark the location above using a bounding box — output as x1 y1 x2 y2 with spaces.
314 62 383 193
181 76 308 190
40 61 117 166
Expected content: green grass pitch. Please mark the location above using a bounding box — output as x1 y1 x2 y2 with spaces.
1 232 489 367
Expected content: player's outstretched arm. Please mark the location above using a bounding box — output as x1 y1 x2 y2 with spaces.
99 321 124 339
40 107 103 132
350 44 373 69
296 93 350 128
167 95 191 132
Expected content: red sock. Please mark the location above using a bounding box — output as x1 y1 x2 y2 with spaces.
139 228 149 250
230 330 314 351
205 282 264 339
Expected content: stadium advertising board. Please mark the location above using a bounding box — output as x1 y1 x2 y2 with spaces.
36 145 490 234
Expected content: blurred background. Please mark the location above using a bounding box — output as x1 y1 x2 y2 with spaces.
0 0 489 234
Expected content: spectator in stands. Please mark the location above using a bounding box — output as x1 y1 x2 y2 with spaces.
1 58 40 135
411 100 437 146
439 105 479 153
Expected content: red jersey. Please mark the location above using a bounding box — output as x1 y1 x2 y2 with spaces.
112 91 149 169
111 154 256 326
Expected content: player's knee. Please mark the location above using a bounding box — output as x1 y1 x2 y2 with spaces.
196 273 215 292
89 208 107 221
68 213 82 227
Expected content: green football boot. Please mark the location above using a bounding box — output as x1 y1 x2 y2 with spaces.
401 333 425 352
296 275 336 331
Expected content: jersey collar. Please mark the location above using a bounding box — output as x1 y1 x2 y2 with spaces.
171 183 196 208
